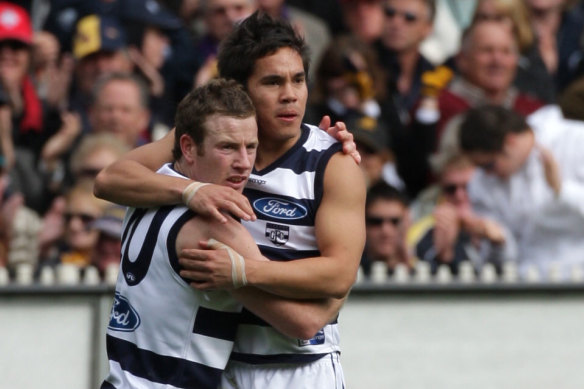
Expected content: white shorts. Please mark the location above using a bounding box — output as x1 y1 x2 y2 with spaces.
219 352 345 389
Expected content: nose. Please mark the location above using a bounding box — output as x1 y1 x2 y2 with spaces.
281 81 298 104
233 146 252 170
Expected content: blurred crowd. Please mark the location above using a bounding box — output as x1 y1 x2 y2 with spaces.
1 0 584 283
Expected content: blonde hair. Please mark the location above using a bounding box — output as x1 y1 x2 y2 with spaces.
69 133 130 177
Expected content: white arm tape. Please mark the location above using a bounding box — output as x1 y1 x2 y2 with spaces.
207 238 248 288
182 181 210 207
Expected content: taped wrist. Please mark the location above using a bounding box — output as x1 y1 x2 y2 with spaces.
182 182 210 207
207 238 248 288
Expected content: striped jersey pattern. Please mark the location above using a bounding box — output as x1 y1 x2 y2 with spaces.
101 164 242 389
234 123 343 364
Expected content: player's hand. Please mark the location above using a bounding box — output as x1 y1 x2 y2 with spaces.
186 183 256 223
179 241 237 290
319 116 361 164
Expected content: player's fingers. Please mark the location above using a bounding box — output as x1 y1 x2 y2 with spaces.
318 115 331 131
221 197 256 221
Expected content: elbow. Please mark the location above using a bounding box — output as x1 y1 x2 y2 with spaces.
287 319 327 340
328 275 355 299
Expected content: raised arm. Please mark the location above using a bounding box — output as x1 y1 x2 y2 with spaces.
177 216 343 340
94 129 255 222
180 152 366 299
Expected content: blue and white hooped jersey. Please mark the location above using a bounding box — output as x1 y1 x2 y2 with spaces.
102 164 242 389
233 123 343 365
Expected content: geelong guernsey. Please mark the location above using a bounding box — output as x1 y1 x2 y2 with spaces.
102 164 242 389
232 123 343 364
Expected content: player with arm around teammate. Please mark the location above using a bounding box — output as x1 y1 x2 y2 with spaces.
96 12 366 389
102 79 343 389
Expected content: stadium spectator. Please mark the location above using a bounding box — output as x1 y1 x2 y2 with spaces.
339 0 385 44
345 113 404 190
38 178 109 271
374 0 437 121
459 105 584 281
191 0 255 87
361 181 414 278
88 72 151 148
471 0 556 103
67 133 130 189
524 0 584 93
408 151 514 276
306 34 393 127
70 14 133 133
0 2 72 213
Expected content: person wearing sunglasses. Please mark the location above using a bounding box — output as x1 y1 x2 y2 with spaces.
37 178 109 272
360 181 414 279
374 0 436 121
459 104 584 281
408 151 513 277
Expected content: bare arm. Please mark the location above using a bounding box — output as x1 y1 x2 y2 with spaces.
245 153 366 298
94 129 255 221
180 153 367 299
177 216 343 339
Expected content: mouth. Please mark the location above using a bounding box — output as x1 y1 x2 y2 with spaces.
226 176 248 189
277 110 298 122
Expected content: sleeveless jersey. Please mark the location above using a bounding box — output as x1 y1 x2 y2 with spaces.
232 123 343 364
102 164 242 389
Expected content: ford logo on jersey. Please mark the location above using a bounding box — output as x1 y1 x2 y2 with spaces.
253 198 307 220
108 292 141 332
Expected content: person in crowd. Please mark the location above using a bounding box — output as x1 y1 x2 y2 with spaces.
70 14 134 133
345 113 404 190
524 0 584 93
38 178 109 271
459 104 584 281
89 73 151 148
471 0 556 103
408 151 514 276
190 0 255 87
374 0 437 121
67 133 130 189
433 20 544 138
305 34 394 128
339 0 385 44
361 181 414 278
0 2 76 214
119 0 183 131
95 12 365 388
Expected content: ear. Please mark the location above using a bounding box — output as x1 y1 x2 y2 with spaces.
179 134 198 163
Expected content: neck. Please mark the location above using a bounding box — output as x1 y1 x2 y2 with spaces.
255 131 301 170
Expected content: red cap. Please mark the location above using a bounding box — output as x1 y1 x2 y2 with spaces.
0 2 32 45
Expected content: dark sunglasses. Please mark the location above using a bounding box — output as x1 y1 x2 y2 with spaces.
64 212 97 225
442 183 467 196
384 6 419 23
366 216 402 227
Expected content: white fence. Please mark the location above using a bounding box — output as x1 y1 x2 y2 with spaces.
1 264 584 389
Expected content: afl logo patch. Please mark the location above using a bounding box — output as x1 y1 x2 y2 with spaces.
108 293 141 332
266 223 289 245
253 198 307 220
